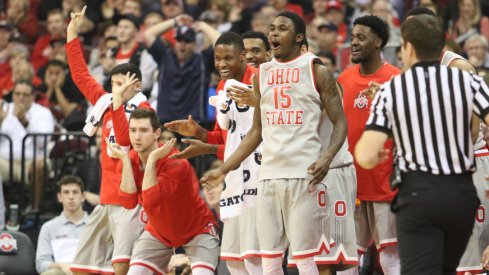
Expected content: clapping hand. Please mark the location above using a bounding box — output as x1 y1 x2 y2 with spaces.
105 137 127 160
148 138 177 161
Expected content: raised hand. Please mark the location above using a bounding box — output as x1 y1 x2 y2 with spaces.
105 137 127 160
170 139 217 159
227 85 256 107
175 14 193 27
200 168 226 189
67 5 87 41
149 138 176 161
112 72 139 109
164 115 200 137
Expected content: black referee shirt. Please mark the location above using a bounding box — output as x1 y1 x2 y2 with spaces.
366 61 489 175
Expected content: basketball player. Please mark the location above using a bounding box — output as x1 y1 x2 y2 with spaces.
202 12 349 275
108 108 219 275
67 7 150 275
337 15 401 275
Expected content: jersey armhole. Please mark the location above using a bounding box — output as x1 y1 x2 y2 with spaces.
310 58 323 94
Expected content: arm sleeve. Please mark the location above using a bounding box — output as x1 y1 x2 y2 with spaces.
141 159 187 210
365 86 392 134
147 37 167 64
66 38 107 105
472 74 489 120
112 102 153 147
116 160 139 209
35 224 54 273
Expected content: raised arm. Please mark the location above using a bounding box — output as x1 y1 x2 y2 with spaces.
144 14 193 47
66 6 107 105
196 21 221 46
307 63 348 185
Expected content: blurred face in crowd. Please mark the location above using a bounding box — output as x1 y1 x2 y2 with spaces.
0 28 11 49
47 12 66 37
144 13 163 29
203 182 223 209
243 38 270 68
269 16 302 60
161 0 183 19
459 0 476 19
326 8 344 26
104 25 117 38
251 14 271 36
174 38 195 62
12 60 34 82
214 44 245 81
370 0 391 22
13 82 35 110
122 0 142 17
317 26 337 52
350 24 381 64
465 38 488 66
116 19 138 44
129 118 160 153
313 0 328 16
270 0 287 11
58 183 84 213
45 64 65 86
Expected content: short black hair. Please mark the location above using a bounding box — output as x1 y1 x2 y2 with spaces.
110 63 142 82
59 175 85 193
130 108 160 131
215 32 244 52
13 80 35 94
401 14 444 60
404 7 436 20
317 51 336 66
46 59 66 69
353 15 389 48
277 11 306 45
241 31 270 51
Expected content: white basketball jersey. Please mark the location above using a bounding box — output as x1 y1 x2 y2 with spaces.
258 52 350 179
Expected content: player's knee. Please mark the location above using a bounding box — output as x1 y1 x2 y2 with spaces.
262 257 284 275
296 257 319 275
191 267 215 275
244 257 263 275
379 246 400 275
113 261 130 275
126 264 154 275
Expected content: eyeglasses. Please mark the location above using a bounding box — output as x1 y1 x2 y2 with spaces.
13 92 33 97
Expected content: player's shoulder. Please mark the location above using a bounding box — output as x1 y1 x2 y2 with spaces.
384 62 401 74
338 64 359 81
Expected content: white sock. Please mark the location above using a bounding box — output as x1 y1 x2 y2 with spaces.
192 267 215 275
379 246 400 275
244 257 263 275
295 257 319 275
127 264 159 275
262 257 284 275
227 260 249 275
336 267 359 275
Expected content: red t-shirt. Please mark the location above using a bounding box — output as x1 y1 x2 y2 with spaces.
118 146 217 247
338 63 400 202
66 38 152 205
208 65 257 160
31 34 52 71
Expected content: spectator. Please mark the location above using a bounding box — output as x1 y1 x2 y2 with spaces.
143 14 219 123
111 14 157 94
316 21 338 54
35 175 88 275
61 0 100 44
370 0 401 65
310 0 328 22
0 81 56 210
31 9 66 71
449 0 489 46
87 22 117 70
317 51 339 78
7 0 39 43
325 0 348 46
0 59 42 102
90 36 119 86
0 21 13 78
465 34 489 68
269 0 304 18
122 0 142 17
101 0 124 21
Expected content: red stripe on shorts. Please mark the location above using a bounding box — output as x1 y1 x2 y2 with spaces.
130 262 163 275
70 267 115 275
192 264 215 272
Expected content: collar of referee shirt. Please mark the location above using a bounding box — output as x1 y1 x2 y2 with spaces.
412 60 440 67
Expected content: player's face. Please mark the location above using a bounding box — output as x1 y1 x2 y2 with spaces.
129 118 159 153
243 38 270 67
116 20 138 43
57 183 84 213
269 16 302 61
214 44 245 81
350 24 381 64
111 73 141 103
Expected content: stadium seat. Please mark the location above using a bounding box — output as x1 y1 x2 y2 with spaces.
0 230 36 275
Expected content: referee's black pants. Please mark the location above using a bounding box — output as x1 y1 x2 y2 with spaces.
391 171 479 275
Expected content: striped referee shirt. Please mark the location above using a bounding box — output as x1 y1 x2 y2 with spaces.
366 61 489 175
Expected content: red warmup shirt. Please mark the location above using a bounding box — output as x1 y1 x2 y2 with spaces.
208 65 257 160
118 146 217 247
66 38 151 205
338 63 400 202
32 34 53 71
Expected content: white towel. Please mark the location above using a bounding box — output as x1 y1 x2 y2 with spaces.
83 94 112 137
215 80 262 220
83 92 147 157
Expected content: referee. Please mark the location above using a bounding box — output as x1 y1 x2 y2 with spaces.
354 15 489 275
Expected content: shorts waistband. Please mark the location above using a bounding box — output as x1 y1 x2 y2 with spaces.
475 148 489 157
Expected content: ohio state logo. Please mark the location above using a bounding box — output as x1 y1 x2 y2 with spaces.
354 94 368 109
0 233 17 253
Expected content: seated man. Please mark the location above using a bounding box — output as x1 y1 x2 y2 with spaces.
0 80 56 210
109 108 219 275
36 175 89 275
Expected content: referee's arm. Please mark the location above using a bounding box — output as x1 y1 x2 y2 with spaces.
355 86 391 169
